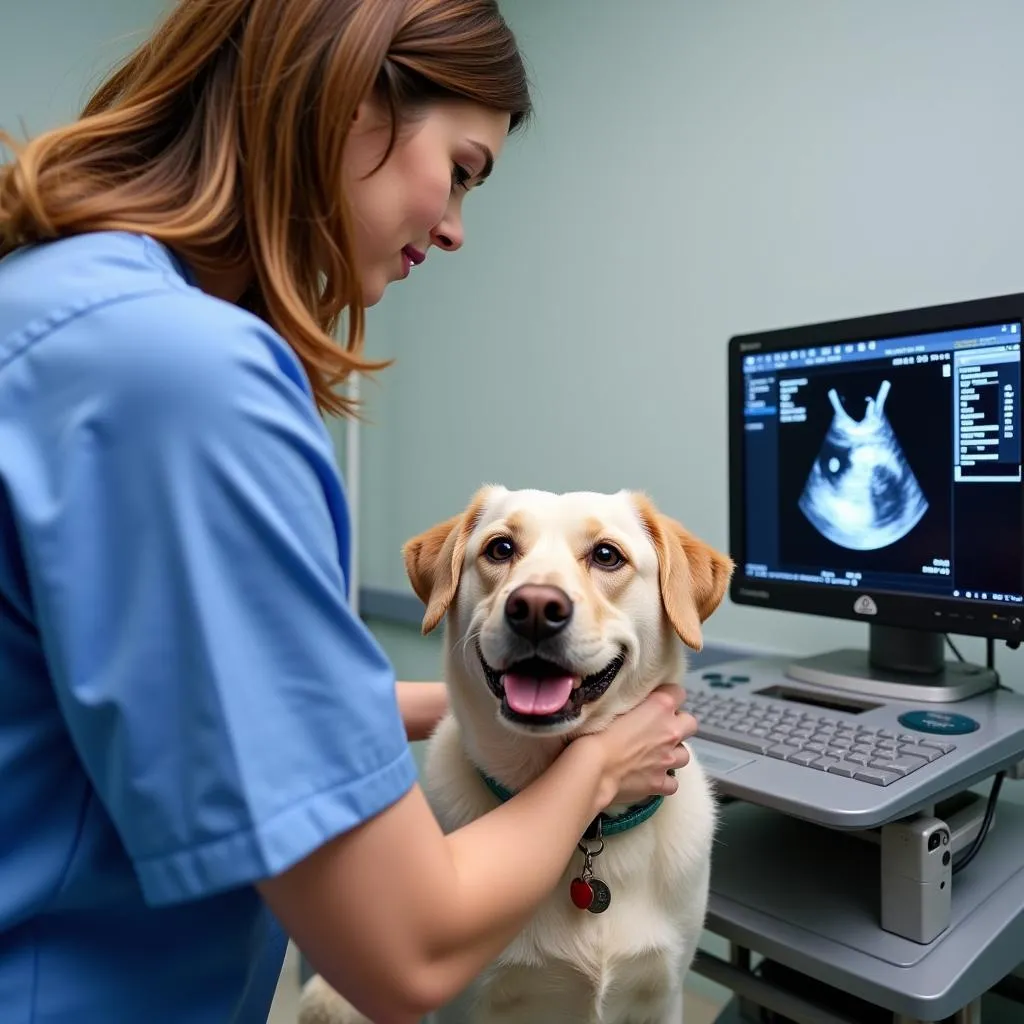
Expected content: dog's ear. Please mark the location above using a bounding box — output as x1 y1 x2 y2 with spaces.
632 494 734 651
402 488 492 634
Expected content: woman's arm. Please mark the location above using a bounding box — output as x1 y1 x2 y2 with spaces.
257 684 691 1024
396 681 448 742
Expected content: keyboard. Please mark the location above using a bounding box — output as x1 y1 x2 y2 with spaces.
684 688 956 787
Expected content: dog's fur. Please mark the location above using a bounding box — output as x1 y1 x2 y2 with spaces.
299 486 733 1024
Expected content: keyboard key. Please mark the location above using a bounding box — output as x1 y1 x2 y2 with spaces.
869 756 927 777
918 739 955 753
697 723 772 754
810 757 839 772
787 751 818 766
853 767 902 786
827 762 857 778
899 744 944 762
767 745 792 759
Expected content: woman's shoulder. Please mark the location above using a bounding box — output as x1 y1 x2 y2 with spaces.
0 230 193 320
0 231 314 417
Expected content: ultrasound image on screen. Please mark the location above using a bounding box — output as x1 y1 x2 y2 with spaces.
778 362 952 576
797 380 929 551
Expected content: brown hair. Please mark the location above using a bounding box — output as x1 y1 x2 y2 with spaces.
0 0 531 416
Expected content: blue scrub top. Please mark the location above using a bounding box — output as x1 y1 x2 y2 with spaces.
0 231 418 1022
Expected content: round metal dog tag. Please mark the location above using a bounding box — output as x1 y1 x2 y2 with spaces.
586 878 611 914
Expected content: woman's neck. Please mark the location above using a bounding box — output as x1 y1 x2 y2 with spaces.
194 263 254 304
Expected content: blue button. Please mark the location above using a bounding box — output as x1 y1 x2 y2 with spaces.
729 675 751 683
897 710 979 736
709 680 733 689
703 672 723 681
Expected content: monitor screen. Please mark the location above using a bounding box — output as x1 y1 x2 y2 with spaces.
729 296 1024 639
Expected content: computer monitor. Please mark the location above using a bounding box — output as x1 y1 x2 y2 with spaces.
728 293 1024 703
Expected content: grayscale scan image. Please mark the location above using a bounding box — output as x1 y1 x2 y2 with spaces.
798 380 929 551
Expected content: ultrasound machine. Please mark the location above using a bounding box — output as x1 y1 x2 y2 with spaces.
687 294 1024 1024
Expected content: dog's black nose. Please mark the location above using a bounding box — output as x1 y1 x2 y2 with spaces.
504 584 573 642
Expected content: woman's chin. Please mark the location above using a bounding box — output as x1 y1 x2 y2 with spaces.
357 268 392 308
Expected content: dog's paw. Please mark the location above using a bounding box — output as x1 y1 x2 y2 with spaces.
297 973 374 1024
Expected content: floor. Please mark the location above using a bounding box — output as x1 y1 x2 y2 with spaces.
266 943 728 1024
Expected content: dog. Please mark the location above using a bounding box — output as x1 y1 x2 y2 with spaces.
299 486 733 1024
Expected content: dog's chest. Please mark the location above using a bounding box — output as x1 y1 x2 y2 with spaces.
472 945 681 1024
470 826 700 1023
424 722 714 1023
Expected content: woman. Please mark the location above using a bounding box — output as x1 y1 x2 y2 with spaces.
0 1 697 1022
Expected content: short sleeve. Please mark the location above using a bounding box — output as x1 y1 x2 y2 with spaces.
8 290 417 907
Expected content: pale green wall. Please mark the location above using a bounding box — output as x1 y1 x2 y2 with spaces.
1 1 168 137
348 0 1024 677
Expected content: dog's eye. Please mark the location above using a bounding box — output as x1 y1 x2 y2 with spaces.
591 543 625 569
483 536 515 562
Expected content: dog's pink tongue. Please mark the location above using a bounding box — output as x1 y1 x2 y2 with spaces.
502 672 575 715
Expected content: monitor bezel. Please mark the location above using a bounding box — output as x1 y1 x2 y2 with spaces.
727 291 1024 643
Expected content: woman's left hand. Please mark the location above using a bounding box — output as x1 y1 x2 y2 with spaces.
396 681 449 742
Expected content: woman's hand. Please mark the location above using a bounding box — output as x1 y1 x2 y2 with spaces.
588 683 696 808
396 681 449 742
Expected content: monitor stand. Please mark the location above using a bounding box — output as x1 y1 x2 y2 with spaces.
784 624 998 703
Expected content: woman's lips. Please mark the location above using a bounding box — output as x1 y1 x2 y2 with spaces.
400 245 426 280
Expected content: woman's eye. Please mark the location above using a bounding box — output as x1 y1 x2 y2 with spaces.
592 543 625 569
484 536 515 562
451 163 471 192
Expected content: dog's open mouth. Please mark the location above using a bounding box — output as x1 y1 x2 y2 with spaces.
477 646 626 726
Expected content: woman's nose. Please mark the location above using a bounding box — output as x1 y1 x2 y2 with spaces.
430 210 464 252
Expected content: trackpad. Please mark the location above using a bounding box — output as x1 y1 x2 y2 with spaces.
689 738 756 775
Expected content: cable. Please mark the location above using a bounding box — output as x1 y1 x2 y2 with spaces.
945 633 1007 688
984 636 1010 689
952 771 1005 876
944 634 965 662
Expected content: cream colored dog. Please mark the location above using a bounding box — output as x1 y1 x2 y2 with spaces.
299 486 733 1024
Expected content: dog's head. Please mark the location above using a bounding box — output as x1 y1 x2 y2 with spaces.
403 486 734 736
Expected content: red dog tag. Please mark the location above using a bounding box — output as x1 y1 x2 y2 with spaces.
570 877 594 910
